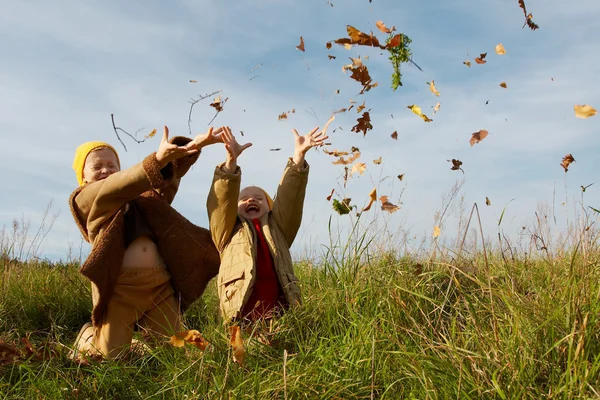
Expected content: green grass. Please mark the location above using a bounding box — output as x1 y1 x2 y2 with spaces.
1 247 600 399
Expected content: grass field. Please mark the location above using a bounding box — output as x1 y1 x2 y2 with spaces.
1 207 600 399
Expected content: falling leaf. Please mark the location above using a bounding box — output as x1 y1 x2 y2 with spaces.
428 80 440 96
398 174 405 181
210 96 227 112
518 0 540 30
326 189 335 201
278 112 288 120
387 34 403 48
351 112 373 136
469 129 489 146
326 42 333 49
343 43 353 50
356 101 367 113
391 131 398 140
362 188 377 211
379 196 400 213
270 148 281 152
324 149 349 157
574 105 597 119
373 157 382 165
334 25 383 48
296 36 305 52
170 330 209 350
499 82 507 88
486 197 491 206
334 107 347 114
144 128 157 139
560 154 575 172
375 20 395 34
326 1 334 6
448 159 463 172
495 44 506 55
229 326 245 365
407 105 433 123
345 62 378 93
463 60 472 67
433 226 441 238
433 102 441 114
333 198 353 215
328 55 336 60
189 79 197 83
321 115 335 137
475 53 487 64
332 151 361 165
350 162 367 176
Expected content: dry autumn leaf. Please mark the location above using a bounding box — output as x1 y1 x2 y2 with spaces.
328 55 336 60
362 188 377 211
398 174 405 181
351 112 373 136
433 226 441 238
296 36 305 52
373 157 382 165
518 0 540 30
350 162 367 176
324 149 349 157
475 53 487 64
463 60 472 67
332 151 361 165
486 197 491 206
470 129 489 146
326 189 335 201
495 43 506 55
433 102 441 114
334 25 383 48
346 63 378 93
356 101 367 113
278 112 288 120
321 115 335 137
428 80 440 96
229 325 246 366
169 330 209 350
499 82 507 88
379 196 400 213
376 20 395 34
210 96 227 112
189 79 197 83
560 154 575 172
448 158 463 172
574 104 597 119
391 131 398 140
145 128 157 139
407 105 433 123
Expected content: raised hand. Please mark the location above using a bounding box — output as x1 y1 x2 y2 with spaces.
187 126 225 150
155 126 199 168
292 126 328 165
222 126 252 173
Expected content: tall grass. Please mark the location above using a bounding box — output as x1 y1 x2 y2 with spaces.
1 200 599 398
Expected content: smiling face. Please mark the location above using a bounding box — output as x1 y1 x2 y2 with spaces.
82 147 120 184
238 186 270 220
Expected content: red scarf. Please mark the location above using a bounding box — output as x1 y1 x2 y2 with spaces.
241 218 285 320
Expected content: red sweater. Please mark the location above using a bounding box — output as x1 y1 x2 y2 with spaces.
241 218 285 320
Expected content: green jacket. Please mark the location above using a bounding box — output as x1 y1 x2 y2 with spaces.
207 158 308 322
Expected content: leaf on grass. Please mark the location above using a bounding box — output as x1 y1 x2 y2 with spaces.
170 330 209 350
326 189 335 201
229 326 246 366
470 129 489 146
433 225 441 238
433 102 441 114
373 157 382 165
376 20 395 34
296 36 305 52
499 82 507 88
495 43 506 55
475 53 487 64
0 339 21 366
362 188 377 211
560 154 575 172
486 197 491 206
448 159 463 171
351 112 373 136
518 0 539 30
574 104 597 119
463 60 472 67
145 128 157 139
398 174 405 181
407 105 433 122
379 196 400 213
391 131 398 140
333 198 352 215
350 162 367 176
428 80 440 96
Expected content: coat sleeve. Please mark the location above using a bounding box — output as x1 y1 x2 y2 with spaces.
154 136 200 204
206 164 241 252
73 153 175 240
271 158 309 247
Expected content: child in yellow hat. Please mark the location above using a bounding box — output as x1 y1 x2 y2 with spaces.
207 125 327 324
70 126 222 360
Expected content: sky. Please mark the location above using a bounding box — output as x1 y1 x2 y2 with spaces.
0 0 598 262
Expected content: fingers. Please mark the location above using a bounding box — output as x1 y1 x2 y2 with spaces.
162 126 169 143
240 142 253 152
292 129 300 138
308 126 320 136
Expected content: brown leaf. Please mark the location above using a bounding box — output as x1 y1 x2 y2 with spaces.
334 25 383 48
210 95 227 112
486 197 491 206
334 107 347 114
475 53 487 64
463 60 472 67
574 104 597 119
324 149 349 157
328 55 336 60
428 80 440 96
351 112 373 136
326 42 332 49
144 128 157 139
391 131 398 140
433 102 441 114
296 36 305 52
229 326 246 365
379 196 400 213
397 174 405 181
346 64 378 93
373 157 382 165
350 162 367 176
448 158 463 171
332 151 361 165
375 20 395 34
362 188 377 211
278 112 288 120
356 101 366 113
499 82 507 88
495 43 506 55
321 115 336 137
469 129 489 146
387 34 403 49
170 330 209 350
189 79 197 83
518 0 539 30
560 154 575 172
0 339 21 365
326 189 335 201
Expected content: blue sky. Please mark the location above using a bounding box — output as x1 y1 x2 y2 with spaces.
1 0 598 261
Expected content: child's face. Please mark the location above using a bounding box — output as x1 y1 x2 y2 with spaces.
238 187 269 220
82 148 120 184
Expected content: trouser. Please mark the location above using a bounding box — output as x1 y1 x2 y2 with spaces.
78 266 181 359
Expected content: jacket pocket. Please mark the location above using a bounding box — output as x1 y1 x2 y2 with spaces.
221 270 245 302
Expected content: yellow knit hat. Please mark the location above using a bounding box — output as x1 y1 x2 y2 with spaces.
72 141 120 186
242 186 274 210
